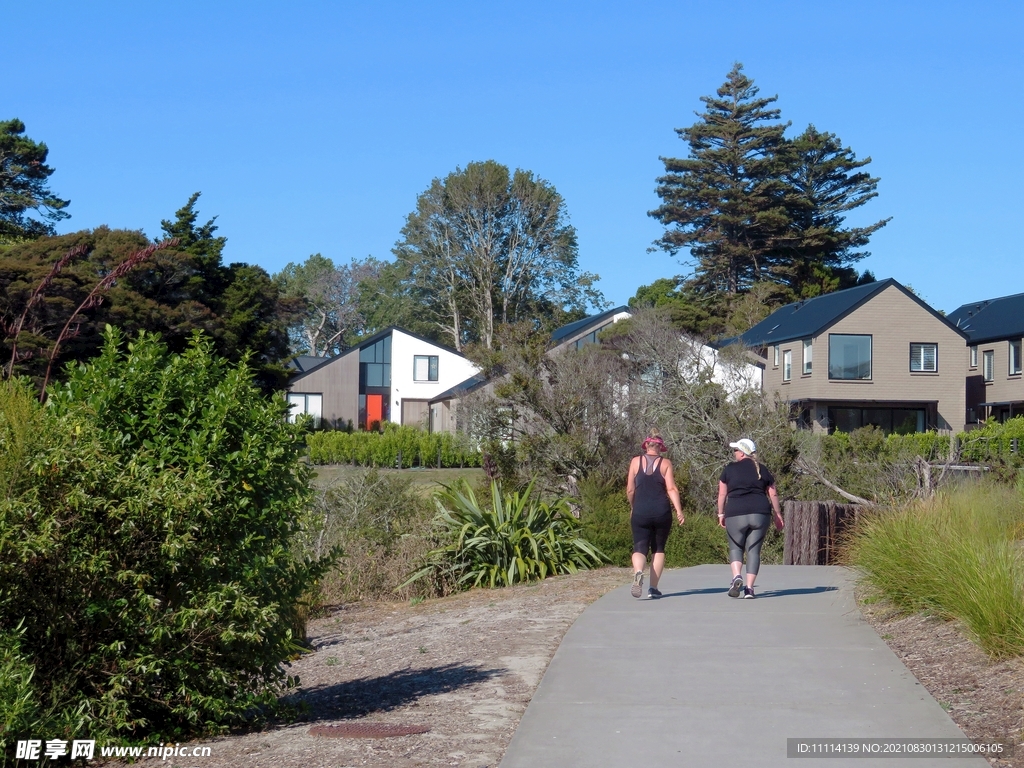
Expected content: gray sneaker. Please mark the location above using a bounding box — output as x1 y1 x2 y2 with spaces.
728 576 743 598
631 570 644 598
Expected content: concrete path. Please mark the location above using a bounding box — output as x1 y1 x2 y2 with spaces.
499 564 992 768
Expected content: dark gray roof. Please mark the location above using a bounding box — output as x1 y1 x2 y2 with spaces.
429 372 490 403
550 306 629 343
287 355 332 374
947 292 1024 345
730 278 965 348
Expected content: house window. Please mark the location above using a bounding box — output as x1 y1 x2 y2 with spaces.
828 334 872 380
910 343 937 372
1011 340 1022 376
359 336 392 389
773 345 779 367
286 393 322 427
414 355 439 382
970 346 978 368
983 350 994 382
802 340 812 375
782 350 792 382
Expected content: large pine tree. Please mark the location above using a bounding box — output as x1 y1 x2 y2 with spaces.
776 125 890 297
650 63 790 295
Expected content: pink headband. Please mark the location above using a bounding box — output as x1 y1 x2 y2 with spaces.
642 436 666 451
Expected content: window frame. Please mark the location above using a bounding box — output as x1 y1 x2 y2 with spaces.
782 349 792 382
773 345 779 367
802 339 812 375
1010 340 1022 376
413 354 439 382
970 345 978 369
909 342 938 373
827 333 873 381
983 349 995 382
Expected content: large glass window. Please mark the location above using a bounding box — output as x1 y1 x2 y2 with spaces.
359 336 392 391
983 350 994 382
414 355 439 381
828 334 872 380
1011 340 1022 376
286 393 322 427
782 349 792 382
802 340 812 375
826 406 925 435
910 343 937 372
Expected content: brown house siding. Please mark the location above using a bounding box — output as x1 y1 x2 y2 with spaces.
289 353 359 428
763 285 967 432
972 338 1024 418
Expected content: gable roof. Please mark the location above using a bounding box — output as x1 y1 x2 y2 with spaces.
947 292 1024 345
550 306 630 343
288 326 467 384
730 279 966 348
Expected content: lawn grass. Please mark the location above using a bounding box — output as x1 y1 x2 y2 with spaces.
312 464 485 495
845 482 1024 658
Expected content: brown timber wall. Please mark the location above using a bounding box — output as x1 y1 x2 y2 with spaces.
783 501 861 565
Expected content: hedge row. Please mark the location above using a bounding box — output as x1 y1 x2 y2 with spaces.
822 417 1024 463
307 424 482 468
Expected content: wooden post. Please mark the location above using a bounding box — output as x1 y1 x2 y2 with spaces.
784 500 860 565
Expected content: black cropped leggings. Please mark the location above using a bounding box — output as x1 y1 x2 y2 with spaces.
725 513 770 575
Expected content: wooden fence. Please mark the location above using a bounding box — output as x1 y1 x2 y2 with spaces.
783 500 861 565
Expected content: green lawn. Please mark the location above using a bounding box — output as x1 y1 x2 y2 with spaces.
311 464 486 494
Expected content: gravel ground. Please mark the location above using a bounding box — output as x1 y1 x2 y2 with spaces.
106 567 1023 768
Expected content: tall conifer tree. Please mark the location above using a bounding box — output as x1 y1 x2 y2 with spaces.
650 64 790 295
777 125 890 297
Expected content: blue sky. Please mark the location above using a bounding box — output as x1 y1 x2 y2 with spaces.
6 1 1022 314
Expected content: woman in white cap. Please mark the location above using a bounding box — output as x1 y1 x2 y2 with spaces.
717 438 784 599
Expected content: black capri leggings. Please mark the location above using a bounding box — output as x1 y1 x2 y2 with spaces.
632 515 672 556
725 513 770 575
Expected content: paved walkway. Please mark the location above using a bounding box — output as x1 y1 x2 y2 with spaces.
499 565 991 768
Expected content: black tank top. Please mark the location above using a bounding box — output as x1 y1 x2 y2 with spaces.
633 455 671 519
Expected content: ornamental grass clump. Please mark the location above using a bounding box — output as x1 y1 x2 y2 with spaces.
846 482 1024 658
403 480 608 592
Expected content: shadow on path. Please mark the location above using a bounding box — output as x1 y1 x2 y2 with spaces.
652 585 839 600
286 663 505 720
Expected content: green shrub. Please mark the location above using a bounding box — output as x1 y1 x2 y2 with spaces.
307 424 481 468
0 329 335 749
578 480 728 568
403 480 608 591
846 482 1024 658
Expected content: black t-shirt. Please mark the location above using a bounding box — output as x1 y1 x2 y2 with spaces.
719 459 775 517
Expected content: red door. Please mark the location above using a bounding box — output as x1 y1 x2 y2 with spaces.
366 394 383 430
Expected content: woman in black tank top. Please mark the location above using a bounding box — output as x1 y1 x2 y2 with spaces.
626 430 685 599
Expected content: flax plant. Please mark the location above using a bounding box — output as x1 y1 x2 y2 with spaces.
402 480 608 592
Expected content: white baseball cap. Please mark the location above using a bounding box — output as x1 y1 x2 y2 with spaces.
729 438 757 455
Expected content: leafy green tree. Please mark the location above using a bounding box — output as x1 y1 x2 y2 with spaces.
777 125 890 298
650 64 790 296
354 258 440 341
158 191 228 302
0 119 70 241
395 160 605 351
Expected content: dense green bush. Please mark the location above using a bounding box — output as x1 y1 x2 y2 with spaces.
403 480 607 591
0 330 334 752
307 424 481 468
577 480 730 568
846 482 1024 658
